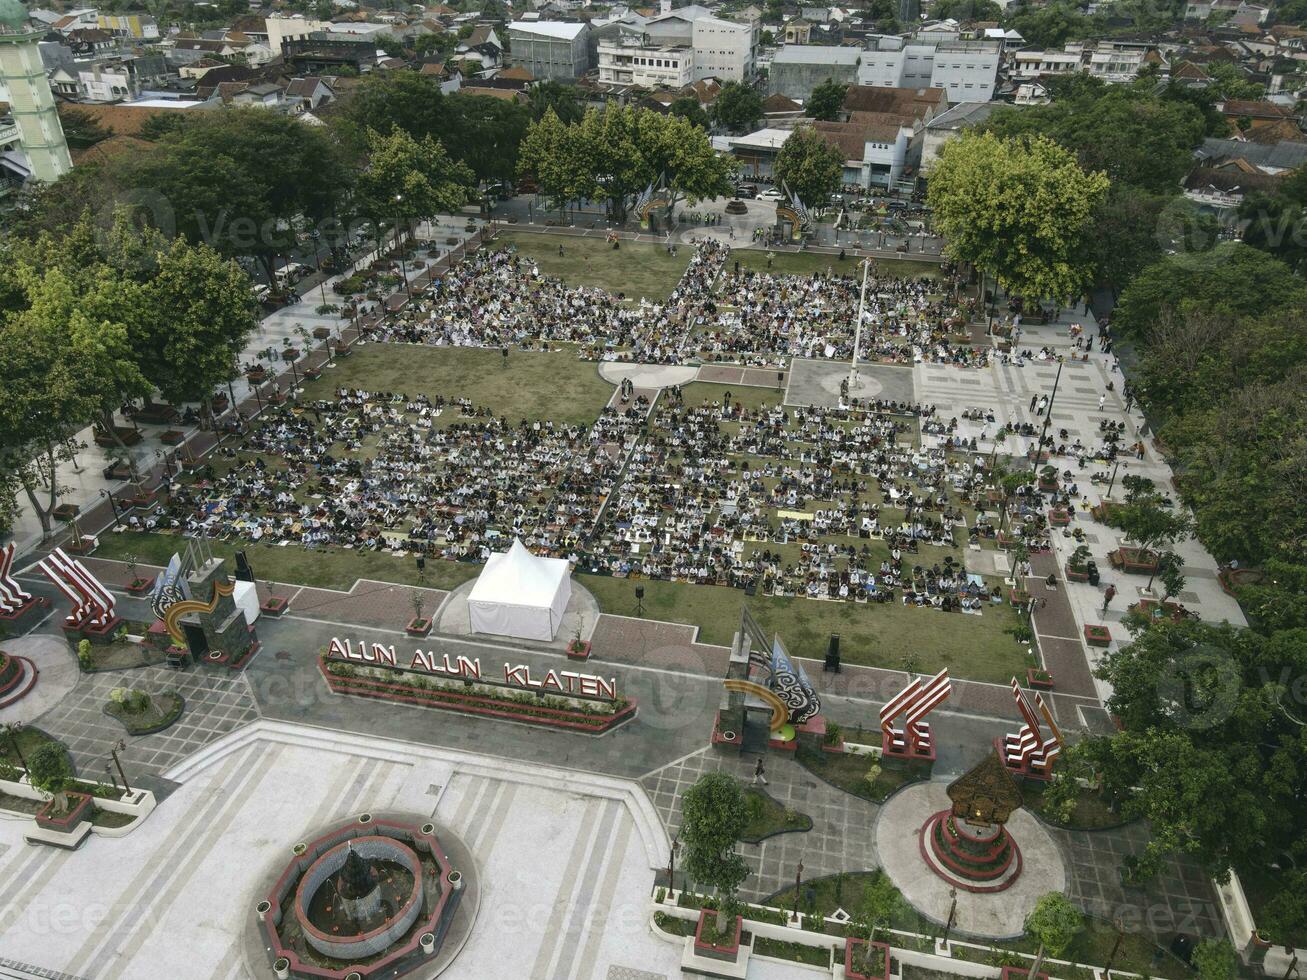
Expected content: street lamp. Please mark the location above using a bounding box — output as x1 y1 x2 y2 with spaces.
1105 459 1128 500
100 488 121 529
110 739 132 796
394 194 412 300
792 859 804 922
1 722 27 774
941 886 957 946
667 835 679 893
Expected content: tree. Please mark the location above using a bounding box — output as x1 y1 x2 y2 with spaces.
680 773 750 931
774 126 843 208
1003 1 1096 49
1191 938 1238 980
1114 497 1192 590
934 0 1003 19
711 81 763 134
356 126 475 237
27 742 74 814
413 31 457 60
928 131 1108 303
850 870 902 972
139 239 259 425
805 79 847 121
442 94 533 184
518 106 731 224
1024 893 1083 957
1085 186 1169 295
526 80 583 124
1113 243 1307 340
670 96 711 131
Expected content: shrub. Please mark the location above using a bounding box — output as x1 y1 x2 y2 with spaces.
77 639 93 670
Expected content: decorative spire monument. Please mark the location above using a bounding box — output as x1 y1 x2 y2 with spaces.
0 0 71 183
919 751 1027 893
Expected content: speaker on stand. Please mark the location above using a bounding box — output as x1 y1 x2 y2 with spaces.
824 633 841 673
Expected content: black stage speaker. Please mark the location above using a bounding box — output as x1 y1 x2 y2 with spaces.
234 550 254 583
824 633 841 673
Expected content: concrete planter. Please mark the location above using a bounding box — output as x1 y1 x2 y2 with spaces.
1027 668 1054 690
844 938 890 980
694 909 743 962
1084 624 1112 647
566 640 591 661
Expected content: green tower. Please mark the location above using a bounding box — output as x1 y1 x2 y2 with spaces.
0 0 70 183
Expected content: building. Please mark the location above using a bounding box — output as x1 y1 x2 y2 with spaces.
768 44 859 100
0 0 71 183
281 32 376 74
722 126 791 179
96 13 159 40
507 21 591 81
1010 48 1080 80
814 116 915 188
920 99 998 173
784 18 811 44
598 36 693 87
858 36 1001 103
690 14 756 81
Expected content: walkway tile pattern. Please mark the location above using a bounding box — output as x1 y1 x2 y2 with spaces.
35 666 258 778
641 748 881 901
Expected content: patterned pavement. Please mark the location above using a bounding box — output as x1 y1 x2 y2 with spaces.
35 666 258 778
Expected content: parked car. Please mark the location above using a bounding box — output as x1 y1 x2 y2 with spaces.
759 188 785 202
736 184 759 199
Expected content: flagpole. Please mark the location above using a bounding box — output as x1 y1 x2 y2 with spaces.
849 257 870 399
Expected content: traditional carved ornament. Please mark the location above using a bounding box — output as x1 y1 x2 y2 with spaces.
162 580 236 646
723 678 788 732
947 750 1024 827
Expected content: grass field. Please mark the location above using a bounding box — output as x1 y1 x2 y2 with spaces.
731 249 942 280
300 344 612 427
492 231 690 302
578 575 1028 683
96 531 1025 682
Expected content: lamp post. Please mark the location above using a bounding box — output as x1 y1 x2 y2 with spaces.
1105 459 1128 500
394 194 412 300
109 739 132 796
1103 917 1125 979
1027 357 1064 486
792 859 804 922
1 722 27 774
667 835 679 893
941 887 957 946
100 488 121 529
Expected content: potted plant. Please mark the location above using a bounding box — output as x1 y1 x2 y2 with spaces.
683 773 749 962
1084 624 1112 647
246 362 267 384
1065 545 1092 583
261 594 290 617
566 625 591 661
845 870 900 980
406 587 432 637
1027 667 1054 690
1038 465 1059 493
281 337 299 362
822 721 845 753
29 742 91 831
124 553 154 595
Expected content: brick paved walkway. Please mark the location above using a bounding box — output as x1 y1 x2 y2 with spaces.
695 364 790 389
37 666 258 778
641 747 881 900
589 615 730 677
1027 552 1099 699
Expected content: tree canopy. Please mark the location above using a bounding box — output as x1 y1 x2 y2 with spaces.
518 105 733 222
773 126 844 207
805 79 848 121
680 773 750 904
711 81 763 134
928 131 1108 302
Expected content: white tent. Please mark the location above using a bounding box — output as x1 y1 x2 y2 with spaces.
467 539 572 641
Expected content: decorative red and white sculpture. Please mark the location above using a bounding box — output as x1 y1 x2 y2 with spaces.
0 543 34 616
880 667 952 762
996 678 1062 779
38 547 119 635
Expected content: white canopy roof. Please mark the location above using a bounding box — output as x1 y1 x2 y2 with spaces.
466 539 572 641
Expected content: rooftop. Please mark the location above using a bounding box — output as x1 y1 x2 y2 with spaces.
508 20 587 40
772 43 860 65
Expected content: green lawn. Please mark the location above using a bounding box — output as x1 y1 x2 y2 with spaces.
492 231 690 302
795 744 926 805
741 787 812 842
301 344 612 427
578 575 1029 684
95 530 480 593
731 249 941 280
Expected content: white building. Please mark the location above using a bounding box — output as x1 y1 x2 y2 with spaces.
857 37 1000 104
1011 49 1080 79
597 37 693 87
690 14 756 81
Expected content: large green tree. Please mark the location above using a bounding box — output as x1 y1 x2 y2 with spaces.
805 79 847 122
681 773 750 931
356 126 475 237
928 131 1108 302
711 81 763 134
1112 243 1307 339
773 126 844 208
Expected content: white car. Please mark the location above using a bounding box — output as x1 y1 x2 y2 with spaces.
758 189 786 202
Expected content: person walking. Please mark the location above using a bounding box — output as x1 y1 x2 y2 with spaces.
1029 395 1037 413
1098 394 1106 411
754 758 768 786
1102 583 1117 614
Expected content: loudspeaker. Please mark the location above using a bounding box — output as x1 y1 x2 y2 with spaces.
635 585 645 600
234 550 254 583
824 633 841 673
416 555 426 572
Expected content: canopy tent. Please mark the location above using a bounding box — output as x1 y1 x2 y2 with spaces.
467 539 572 642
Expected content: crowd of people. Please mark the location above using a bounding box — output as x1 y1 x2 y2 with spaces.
359 235 990 370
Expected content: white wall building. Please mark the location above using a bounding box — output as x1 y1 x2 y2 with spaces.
597 38 693 86
690 14 756 81
857 37 999 104
1011 49 1080 79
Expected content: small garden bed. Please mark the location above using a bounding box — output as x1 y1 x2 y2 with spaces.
76 640 168 673
1020 781 1131 831
755 936 831 966
740 787 812 843
104 689 184 735
796 742 920 804
1084 624 1112 647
